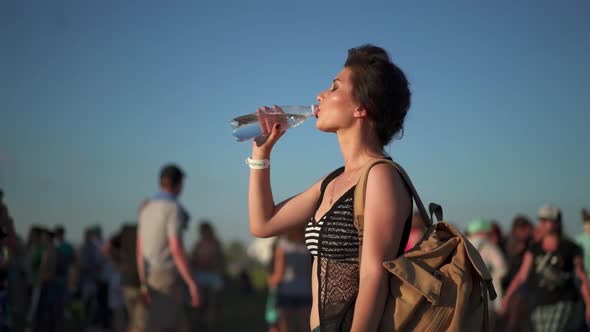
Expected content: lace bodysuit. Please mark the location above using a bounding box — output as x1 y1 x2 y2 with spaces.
304 166 411 331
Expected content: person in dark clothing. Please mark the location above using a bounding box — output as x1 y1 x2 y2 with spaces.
80 226 110 330
500 215 534 332
33 228 59 332
104 224 147 332
0 210 11 331
53 225 75 331
503 215 534 290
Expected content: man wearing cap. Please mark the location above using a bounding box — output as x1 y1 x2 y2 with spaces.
534 204 562 243
137 163 199 332
501 204 590 331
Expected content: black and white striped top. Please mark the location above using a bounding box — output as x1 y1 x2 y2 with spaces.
304 218 323 256
305 168 360 262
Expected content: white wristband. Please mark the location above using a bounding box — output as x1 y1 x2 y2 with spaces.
246 157 270 169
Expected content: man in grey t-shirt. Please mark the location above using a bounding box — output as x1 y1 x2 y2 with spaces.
137 164 199 332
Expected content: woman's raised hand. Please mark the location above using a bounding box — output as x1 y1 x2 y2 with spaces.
252 105 288 156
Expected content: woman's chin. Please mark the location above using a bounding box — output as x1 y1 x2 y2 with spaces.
315 122 337 133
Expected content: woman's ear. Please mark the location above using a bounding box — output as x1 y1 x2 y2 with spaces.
353 105 368 118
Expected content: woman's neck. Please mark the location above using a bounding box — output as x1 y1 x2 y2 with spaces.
337 129 386 171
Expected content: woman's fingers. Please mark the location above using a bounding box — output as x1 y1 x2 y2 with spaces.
267 123 285 145
253 105 287 148
257 108 269 136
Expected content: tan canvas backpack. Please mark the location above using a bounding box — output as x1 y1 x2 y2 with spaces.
354 159 497 332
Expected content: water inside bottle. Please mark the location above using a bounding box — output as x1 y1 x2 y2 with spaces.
231 113 309 142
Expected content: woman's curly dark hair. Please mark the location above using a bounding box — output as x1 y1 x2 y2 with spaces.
344 44 411 146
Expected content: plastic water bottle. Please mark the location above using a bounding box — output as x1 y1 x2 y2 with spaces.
230 105 318 142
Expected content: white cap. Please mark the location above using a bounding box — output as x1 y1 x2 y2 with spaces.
538 204 561 221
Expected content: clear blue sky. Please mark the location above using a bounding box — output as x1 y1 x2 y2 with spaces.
1 1 589 246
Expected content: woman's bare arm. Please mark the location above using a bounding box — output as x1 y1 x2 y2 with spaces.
351 164 411 332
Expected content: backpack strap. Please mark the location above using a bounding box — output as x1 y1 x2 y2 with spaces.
483 280 490 332
440 223 498 301
353 159 432 239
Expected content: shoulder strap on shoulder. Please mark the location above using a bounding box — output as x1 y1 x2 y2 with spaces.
316 167 345 212
320 167 344 194
353 159 432 238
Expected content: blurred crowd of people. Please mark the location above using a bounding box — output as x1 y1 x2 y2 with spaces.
0 184 227 332
2 174 590 332
462 205 590 332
